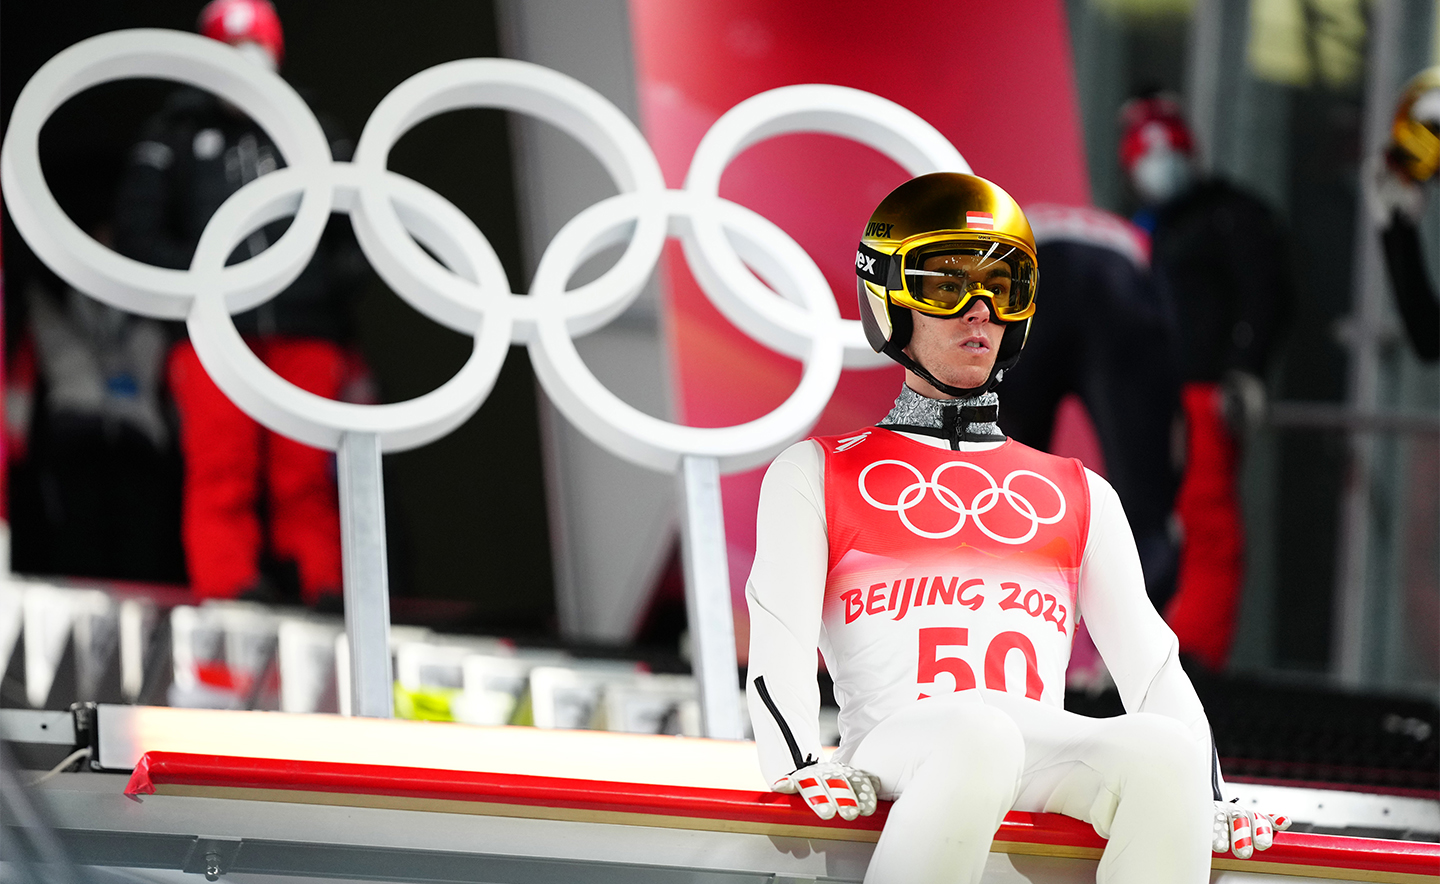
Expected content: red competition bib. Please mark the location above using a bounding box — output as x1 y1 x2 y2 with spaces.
814 428 1091 740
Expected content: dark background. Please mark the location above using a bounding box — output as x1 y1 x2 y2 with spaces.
1 0 557 634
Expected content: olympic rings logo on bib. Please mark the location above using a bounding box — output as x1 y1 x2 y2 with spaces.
857 459 1066 544
1 29 972 473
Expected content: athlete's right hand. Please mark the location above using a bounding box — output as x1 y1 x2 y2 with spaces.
772 761 880 822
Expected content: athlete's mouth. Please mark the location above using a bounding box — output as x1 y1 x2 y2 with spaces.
959 335 991 353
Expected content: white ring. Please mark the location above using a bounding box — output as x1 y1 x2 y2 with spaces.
350 58 667 343
186 165 511 452
858 459 1067 544
972 470 1065 545
529 190 843 472
858 460 927 511
348 167 513 336
683 85 971 368
0 29 332 320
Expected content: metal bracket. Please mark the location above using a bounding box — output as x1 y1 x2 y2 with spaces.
182 837 241 881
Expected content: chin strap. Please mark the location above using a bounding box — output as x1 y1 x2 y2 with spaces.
882 342 1000 399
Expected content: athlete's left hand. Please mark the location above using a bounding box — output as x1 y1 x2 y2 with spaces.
1212 799 1291 859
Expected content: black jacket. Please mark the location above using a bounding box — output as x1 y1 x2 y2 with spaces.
1150 179 1293 382
1380 213 1438 361
113 87 366 342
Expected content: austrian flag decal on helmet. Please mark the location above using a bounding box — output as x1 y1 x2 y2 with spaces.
965 211 995 230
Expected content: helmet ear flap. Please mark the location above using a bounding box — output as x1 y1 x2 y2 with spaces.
857 279 916 364
859 280 905 352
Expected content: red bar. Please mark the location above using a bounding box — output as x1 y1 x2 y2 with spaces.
125 752 1440 877
125 750 888 833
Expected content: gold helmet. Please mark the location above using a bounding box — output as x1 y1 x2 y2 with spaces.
1388 66 1440 184
856 172 1038 396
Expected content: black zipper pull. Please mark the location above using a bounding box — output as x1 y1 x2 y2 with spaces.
941 404 960 450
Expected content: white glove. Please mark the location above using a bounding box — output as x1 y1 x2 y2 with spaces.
772 761 880 822
1364 154 1426 227
1221 369 1268 438
1212 799 1291 859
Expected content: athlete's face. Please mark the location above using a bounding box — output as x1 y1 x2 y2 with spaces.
902 255 1006 397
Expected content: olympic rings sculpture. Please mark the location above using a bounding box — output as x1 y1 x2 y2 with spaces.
2 29 971 472
857 459 1067 544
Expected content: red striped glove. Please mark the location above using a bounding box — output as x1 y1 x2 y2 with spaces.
772 761 880 822
1212 799 1291 859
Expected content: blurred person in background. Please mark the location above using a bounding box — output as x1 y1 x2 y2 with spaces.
6 214 181 583
998 204 1182 690
1367 65 1439 362
1366 65 1440 691
113 0 369 610
1119 95 1293 672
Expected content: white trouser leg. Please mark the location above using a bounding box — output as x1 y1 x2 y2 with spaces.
1059 714 1215 884
1019 709 1212 884
845 691 1212 884
988 691 1212 884
849 692 1024 884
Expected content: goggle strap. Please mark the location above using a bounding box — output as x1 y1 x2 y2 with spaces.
855 241 901 289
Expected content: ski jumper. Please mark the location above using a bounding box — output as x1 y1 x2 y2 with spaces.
746 422 1214 883
1147 180 1292 668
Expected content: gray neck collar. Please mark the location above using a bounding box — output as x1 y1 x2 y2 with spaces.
877 385 1004 449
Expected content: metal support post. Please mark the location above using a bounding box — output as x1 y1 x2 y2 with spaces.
1184 0 1253 177
676 455 745 740
1183 0 1225 173
337 431 393 717
1333 0 1403 686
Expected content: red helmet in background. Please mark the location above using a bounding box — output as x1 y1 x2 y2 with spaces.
1118 95 1195 174
198 0 284 67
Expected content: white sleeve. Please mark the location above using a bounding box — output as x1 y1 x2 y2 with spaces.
745 440 828 786
1078 470 1212 753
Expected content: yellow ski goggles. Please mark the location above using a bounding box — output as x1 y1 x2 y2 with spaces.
856 234 1037 321
1390 67 1440 184
1391 109 1439 184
